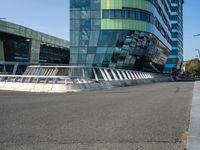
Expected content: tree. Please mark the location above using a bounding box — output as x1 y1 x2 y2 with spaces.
185 59 200 77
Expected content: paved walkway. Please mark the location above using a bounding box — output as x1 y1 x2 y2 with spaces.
0 82 194 150
188 81 200 150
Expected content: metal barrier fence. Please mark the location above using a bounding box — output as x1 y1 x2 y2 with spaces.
0 66 170 92
0 66 163 84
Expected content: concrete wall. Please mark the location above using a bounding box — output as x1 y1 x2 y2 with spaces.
30 39 40 64
0 20 69 49
0 76 173 93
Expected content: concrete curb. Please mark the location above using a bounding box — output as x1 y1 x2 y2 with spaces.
0 77 173 93
187 81 200 150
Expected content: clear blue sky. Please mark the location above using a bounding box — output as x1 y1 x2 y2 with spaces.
0 0 199 61
0 0 70 40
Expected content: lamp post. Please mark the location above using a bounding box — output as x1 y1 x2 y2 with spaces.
193 34 200 59
195 49 200 60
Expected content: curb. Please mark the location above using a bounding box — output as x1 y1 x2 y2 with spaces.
187 81 200 150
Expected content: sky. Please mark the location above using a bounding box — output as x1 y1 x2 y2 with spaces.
0 0 199 61
0 0 70 39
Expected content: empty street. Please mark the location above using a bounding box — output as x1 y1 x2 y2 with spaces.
0 81 194 150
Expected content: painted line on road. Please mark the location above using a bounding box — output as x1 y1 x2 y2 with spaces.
187 81 200 150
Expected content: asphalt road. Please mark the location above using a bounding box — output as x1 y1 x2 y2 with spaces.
0 81 194 150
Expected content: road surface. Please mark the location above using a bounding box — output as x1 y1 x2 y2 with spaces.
0 81 194 150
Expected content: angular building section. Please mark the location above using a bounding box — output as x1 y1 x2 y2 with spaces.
0 20 69 74
165 0 184 73
70 0 172 72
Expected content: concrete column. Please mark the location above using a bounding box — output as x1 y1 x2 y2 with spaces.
30 39 40 64
0 40 5 61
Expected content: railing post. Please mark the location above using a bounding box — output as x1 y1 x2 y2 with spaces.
139 72 144 79
99 68 108 81
53 78 58 84
135 72 141 79
121 71 128 80
45 78 49 84
141 72 145 79
12 64 19 75
125 71 132 80
104 69 112 81
93 68 99 81
36 78 40 83
111 69 118 80
82 68 85 78
129 72 135 80
116 70 123 80
28 77 33 83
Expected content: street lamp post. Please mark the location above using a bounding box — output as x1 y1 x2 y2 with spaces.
194 34 200 59
195 49 200 60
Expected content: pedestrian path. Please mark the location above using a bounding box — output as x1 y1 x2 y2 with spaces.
188 81 200 150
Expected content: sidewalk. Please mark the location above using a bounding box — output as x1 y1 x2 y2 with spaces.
188 81 200 150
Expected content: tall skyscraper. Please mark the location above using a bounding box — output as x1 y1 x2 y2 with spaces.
165 0 184 72
70 0 184 73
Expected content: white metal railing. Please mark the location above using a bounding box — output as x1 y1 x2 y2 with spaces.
0 66 162 85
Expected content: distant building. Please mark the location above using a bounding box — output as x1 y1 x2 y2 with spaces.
0 20 69 74
165 0 184 72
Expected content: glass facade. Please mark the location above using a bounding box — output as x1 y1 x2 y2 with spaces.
0 32 30 63
39 44 69 64
0 32 69 65
0 20 70 74
70 0 173 72
165 0 184 72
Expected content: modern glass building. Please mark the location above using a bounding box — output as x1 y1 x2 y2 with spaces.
70 0 173 73
0 20 70 74
165 0 184 72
